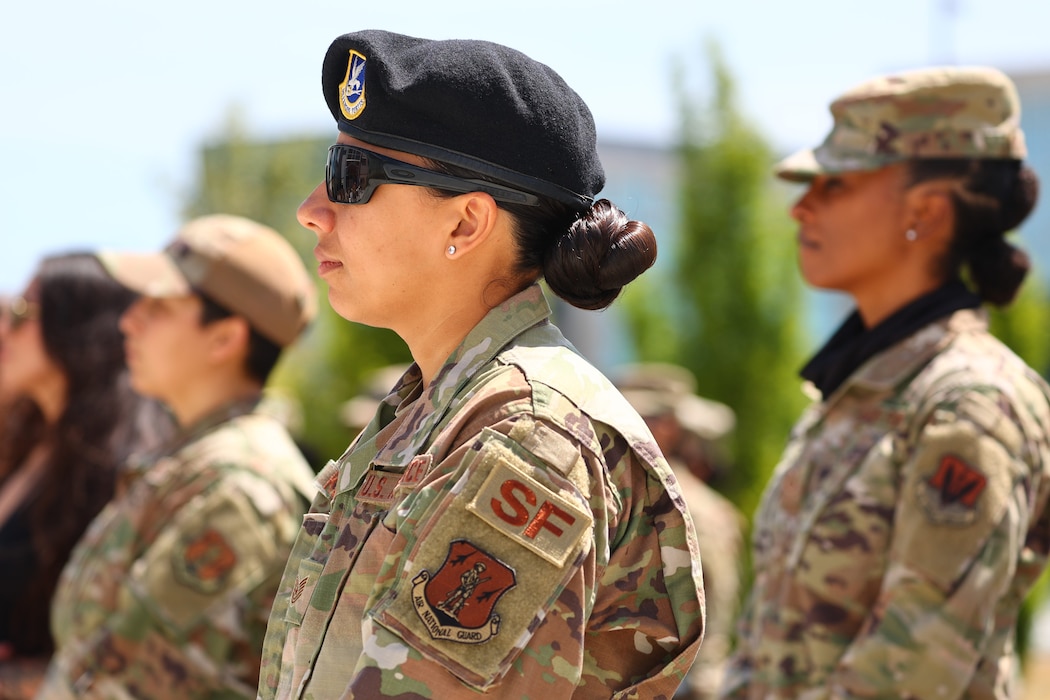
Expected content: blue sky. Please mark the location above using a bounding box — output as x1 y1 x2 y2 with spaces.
4 0 1050 292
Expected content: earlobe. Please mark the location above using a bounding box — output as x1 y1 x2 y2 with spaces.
445 193 499 257
908 185 955 244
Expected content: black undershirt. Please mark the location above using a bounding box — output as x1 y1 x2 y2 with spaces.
800 280 983 398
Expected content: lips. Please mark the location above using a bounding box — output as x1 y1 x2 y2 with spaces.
314 248 343 276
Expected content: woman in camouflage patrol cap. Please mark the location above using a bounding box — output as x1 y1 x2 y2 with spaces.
259 29 705 699
723 67 1050 700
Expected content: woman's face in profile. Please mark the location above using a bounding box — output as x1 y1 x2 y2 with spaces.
788 164 912 297
0 280 63 405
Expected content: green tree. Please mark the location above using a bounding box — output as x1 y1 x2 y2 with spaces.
621 41 808 518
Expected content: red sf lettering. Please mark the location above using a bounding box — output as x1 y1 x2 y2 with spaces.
491 479 534 526
490 479 578 539
523 500 576 538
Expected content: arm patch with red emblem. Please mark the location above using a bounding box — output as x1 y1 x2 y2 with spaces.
372 426 594 691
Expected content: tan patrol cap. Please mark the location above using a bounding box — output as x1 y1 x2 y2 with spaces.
98 214 317 347
776 66 1026 182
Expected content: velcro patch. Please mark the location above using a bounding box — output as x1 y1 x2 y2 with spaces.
467 457 591 566
410 540 517 644
371 427 593 690
172 528 238 594
917 454 987 523
356 467 401 505
896 416 1018 590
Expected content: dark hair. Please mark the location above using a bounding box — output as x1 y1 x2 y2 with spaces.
196 292 283 384
425 160 657 311
0 253 172 655
907 158 1039 306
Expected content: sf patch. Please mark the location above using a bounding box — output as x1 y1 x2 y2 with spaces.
917 454 988 525
467 452 591 566
412 540 516 644
172 528 237 593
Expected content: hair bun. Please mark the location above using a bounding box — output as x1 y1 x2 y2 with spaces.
1001 164 1039 232
543 200 657 311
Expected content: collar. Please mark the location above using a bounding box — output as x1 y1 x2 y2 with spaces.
337 283 552 493
801 280 983 401
126 395 262 473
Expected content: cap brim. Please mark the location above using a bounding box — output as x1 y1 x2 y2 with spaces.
96 251 191 298
774 148 824 182
775 146 903 182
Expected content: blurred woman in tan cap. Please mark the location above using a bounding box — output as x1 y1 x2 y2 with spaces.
723 66 1050 700
0 253 169 698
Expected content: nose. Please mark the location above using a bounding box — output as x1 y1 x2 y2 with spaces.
119 298 144 336
297 182 336 239
790 186 817 224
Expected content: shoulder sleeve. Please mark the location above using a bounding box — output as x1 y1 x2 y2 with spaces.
351 414 704 698
46 466 306 698
831 386 1043 698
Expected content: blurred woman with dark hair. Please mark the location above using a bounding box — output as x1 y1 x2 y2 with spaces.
0 252 171 697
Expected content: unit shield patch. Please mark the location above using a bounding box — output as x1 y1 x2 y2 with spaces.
173 528 237 593
339 50 367 120
917 453 988 525
412 540 516 644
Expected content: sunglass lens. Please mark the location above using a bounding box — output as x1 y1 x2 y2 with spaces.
327 146 370 204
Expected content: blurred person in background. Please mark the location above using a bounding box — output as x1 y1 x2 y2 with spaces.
722 67 1050 700
0 253 171 698
36 215 317 699
616 363 746 700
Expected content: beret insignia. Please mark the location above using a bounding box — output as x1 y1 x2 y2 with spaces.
339 50 367 121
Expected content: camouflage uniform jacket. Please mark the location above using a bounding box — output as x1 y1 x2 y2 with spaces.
37 398 315 699
258 284 705 699
722 309 1050 699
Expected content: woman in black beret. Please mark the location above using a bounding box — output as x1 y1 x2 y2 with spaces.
259 29 705 699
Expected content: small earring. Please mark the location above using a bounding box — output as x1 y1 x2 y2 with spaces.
447 245 457 256
905 229 918 241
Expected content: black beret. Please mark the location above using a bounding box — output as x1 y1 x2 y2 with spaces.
321 30 604 209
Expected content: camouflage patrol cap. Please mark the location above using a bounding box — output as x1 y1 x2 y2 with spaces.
776 66 1026 182
614 363 736 441
97 215 317 347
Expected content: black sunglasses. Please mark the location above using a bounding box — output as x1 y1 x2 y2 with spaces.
325 144 540 206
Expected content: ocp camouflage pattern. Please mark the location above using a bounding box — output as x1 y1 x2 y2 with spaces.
37 399 315 699
259 283 706 698
722 309 1050 699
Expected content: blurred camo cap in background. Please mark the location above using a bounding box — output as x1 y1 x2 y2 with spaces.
98 214 317 348
614 362 736 441
776 65 1027 182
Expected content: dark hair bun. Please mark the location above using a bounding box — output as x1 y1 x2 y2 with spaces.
1001 164 1039 232
970 236 1030 306
543 199 657 311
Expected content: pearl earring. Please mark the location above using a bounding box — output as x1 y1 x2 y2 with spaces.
447 245 457 256
905 229 918 241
